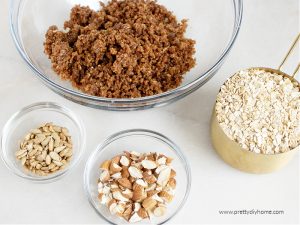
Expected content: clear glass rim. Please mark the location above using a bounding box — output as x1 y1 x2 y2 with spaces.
83 129 192 225
9 0 243 104
0 102 86 183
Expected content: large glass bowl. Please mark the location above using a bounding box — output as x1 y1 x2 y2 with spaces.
84 129 191 224
10 0 243 111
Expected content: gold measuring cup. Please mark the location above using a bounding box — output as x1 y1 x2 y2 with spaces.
211 34 300 174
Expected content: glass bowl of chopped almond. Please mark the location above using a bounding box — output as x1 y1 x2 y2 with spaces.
84 129 191 224
0 102 85 182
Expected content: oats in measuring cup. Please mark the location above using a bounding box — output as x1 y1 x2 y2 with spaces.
215 69 300 154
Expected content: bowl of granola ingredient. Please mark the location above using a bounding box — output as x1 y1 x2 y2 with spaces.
44 0 196 99
10 0 242 110
84 129 191 224
1 102 85 182
211 68 300 173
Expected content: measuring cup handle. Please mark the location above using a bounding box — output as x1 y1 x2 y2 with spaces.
278 33 300 79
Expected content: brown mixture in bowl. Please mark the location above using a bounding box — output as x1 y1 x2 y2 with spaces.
44 0 196 98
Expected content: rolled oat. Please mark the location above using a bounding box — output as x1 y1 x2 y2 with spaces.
216 69 300 154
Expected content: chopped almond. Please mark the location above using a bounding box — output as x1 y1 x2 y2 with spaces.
118 178 132 189
97 150 177 222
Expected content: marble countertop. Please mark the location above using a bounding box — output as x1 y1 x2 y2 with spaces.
0 0 299 224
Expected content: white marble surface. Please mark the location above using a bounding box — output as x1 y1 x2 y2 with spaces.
0 0 299 224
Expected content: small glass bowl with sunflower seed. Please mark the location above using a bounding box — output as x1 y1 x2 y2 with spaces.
0 102 85 182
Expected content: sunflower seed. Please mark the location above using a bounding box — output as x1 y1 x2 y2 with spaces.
34 144 43 151
41 166 49 171
48 163 56 170
21 157 26 165
49 152 60 161
15 149 27 157
48 138 54 151
31 129 42 134
16 123 72 176
53 160 64 167
54 146 66 153
36 164 42 170
53 126 62 132
41 136 51 146
41 150 47 160
62 128 70 137
28 149 38 157
59 149 69 157
24 133 31 141
45 155 51 165
36 155 44 162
